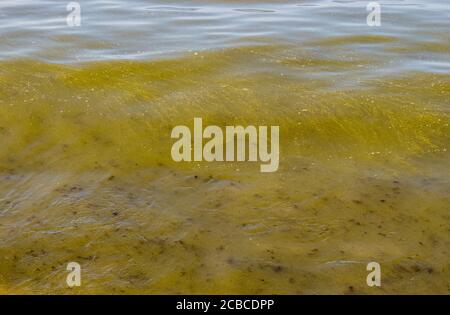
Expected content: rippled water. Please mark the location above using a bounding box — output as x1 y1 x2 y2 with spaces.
0 0 449 294
0 0 449 69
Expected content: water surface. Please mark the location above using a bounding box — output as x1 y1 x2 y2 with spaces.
0 0 449 294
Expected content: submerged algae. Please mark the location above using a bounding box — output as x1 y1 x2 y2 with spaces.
0 44 449 294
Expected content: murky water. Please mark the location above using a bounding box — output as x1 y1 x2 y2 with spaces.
0 0 449 294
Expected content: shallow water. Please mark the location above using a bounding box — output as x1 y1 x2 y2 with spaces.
0 0 449 294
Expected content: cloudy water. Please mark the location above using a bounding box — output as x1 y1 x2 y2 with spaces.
0 0 449 294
